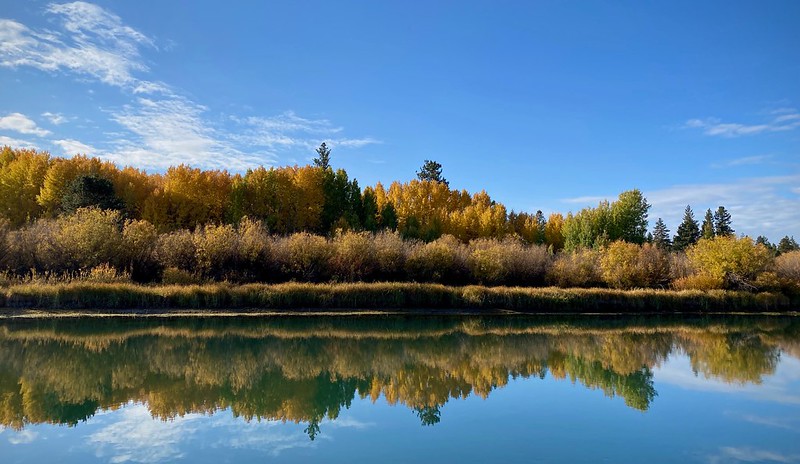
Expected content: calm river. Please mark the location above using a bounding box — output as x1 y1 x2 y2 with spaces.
0 315 798 463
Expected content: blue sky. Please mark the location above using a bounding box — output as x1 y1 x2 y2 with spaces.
0 1 798 239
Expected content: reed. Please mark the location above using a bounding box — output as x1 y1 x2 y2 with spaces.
0 282 795 313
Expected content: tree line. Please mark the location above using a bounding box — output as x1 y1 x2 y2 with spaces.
0 145 798 291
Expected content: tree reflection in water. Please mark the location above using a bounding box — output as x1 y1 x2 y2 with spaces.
0 315 794 440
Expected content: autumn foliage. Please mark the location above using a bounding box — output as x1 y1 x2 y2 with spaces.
0 147 797 292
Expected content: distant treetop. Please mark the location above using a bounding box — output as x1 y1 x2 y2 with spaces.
416 160 448 186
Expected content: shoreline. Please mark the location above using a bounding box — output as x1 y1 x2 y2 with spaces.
0 282 797 317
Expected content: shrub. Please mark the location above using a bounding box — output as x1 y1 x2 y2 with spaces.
637 243 671 288
330 231 379 282
372 231 408 281
237 217 272 282
0 218 9 267
774 250 800 293
547 248 602 288
84 263 131 283
600 241 644 289
775 250 800 281
687 236 772 289
54 207 124 271
3 221 57 274
468 238 551 286
122 219 161 281
156 230 196 271
277 233 333 282
405 235 468 284
162 267 202 285
193 223 240 281
672 274 724 291
669 252 693 281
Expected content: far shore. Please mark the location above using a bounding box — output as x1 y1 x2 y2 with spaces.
0 282 797 317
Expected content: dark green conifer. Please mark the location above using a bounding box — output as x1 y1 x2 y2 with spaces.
672 205 700 251
713 206 734 236
701 209 715 240
652 218 671 249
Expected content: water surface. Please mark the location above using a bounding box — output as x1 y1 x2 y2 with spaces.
0 315 798 463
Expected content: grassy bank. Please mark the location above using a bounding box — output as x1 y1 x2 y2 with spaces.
0 282 796 314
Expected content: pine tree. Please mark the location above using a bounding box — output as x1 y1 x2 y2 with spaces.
672 205 700 252
713 206 734 236
701 209 715 240
756 236 778 256
778 235 799 254
652 217 671 249
416 160 448 186
313 142 331 170
534 210 546 244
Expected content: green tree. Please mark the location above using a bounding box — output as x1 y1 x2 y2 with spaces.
673 205 700 252
534 210 546 245
652 218 671 249
701 209 715 240
379 202 398 231
713 206 734 236
416 160 448 186
61 174 125 214
610 189 650 244
755 236 778 256
778 236 799 254
360 189 379 231
313 143 331 170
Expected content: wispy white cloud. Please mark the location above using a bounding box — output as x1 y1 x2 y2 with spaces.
713 154 773 168
108 96 266 170
41 111 69 125
656 355 800 405
7 429 38 445
0 112 50 136
53 138 96 155
646 175 800 240
234 112 381 153
709 447 800 464
0 135 37 148
686 110 800 137
0 2 158 91
0 2 378 170
561 174 800 240
88 403 202 463
726 412 800 432
560 195 610 205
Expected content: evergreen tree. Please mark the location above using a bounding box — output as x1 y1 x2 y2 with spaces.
652 218 671 249
416 160 448 186
713 206 734 236
379 203 398 231
701 209 715 240
534 210 546 244
61 174 125 214
672 205 700 252
360 189 379 231
313 143 331 170
778 235 799 254
756 236 778 256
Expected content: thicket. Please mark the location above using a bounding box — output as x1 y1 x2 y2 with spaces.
0 146 797 294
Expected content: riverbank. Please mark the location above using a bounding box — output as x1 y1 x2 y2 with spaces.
0 282 796 315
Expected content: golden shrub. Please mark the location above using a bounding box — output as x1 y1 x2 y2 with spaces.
687 236 772 288
547 248 602 288
330 231 379 282
672 274 725 291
